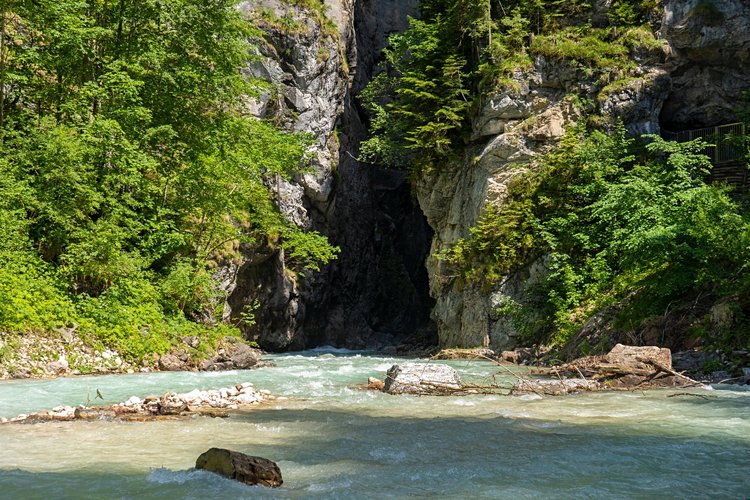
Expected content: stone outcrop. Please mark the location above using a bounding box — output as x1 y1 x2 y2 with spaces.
542 344 703 390
159 340 264 373
215 1 750 355
200 342 263 371
382 363 462 395
196 448 283 488
415 0 750 352
223 0 431 352
415 71 588 351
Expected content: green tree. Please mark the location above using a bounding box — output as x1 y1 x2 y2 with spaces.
359 16 470 172
0 0 338 360
447 126 750 349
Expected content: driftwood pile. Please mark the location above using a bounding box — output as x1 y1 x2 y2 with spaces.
523 344 704 395
370 345 704 397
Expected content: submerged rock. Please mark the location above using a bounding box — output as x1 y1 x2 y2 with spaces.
382 363 462 395
195 448 282 488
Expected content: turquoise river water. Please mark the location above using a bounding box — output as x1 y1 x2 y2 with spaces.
0 348 749 499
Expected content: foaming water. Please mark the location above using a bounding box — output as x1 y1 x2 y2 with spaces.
1 350 749 498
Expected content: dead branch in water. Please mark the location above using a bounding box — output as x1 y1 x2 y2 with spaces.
666 392 716 400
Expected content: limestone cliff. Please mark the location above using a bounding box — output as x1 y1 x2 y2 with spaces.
416 0 750 351
224 0 429 351
223 0 750 353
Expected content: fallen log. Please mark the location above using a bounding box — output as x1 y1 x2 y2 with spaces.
550 345 704 390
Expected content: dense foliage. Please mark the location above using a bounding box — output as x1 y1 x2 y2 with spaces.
0 0 338 361
359 0 661 172
361 0 750 354
447 126 750 351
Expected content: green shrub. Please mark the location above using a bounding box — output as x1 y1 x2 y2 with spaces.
445 125 750 349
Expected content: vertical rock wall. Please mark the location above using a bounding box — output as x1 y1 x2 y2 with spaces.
416 0 750 351
226 0 429 351
226 0 750 352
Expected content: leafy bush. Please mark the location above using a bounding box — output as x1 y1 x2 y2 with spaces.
0 0 338 361
446 126 750 348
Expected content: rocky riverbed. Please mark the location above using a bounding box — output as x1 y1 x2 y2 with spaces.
1 382 272 424
375 345 748 397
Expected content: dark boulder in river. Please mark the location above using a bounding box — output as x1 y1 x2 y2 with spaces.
195 448 283 488
383 363 462 395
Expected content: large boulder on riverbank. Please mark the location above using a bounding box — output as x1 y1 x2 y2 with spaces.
382 363 462 395
195 448 282 487
545 344 702 390
200 341 262 371
606 344 672 371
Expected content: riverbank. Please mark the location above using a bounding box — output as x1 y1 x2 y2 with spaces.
0 329 265 380
428 345 750 386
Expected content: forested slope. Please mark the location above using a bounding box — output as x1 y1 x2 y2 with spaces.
360 0 750 359
0 0 337 366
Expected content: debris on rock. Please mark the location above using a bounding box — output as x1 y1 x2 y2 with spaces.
542 344 704 390
3 382 272 424
382 363 463 395
431 348 496 361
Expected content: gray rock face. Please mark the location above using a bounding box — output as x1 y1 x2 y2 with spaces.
221 1 750 354
225 0 431 351
660 0 750 128
600 69 672 136
382 363 462 395
416 72 578 351
606 344 673 371
196 448 283 488
415 1 750 351
227 1 355 350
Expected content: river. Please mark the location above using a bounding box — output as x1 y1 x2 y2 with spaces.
0 348 749 498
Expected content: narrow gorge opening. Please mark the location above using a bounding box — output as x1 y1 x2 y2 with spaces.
300 0 437 351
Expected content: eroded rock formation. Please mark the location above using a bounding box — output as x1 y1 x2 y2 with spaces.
416 0 750 351
225 0 431 352
223 1 750 354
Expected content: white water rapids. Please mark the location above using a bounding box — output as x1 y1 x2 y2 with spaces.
0 348 748 498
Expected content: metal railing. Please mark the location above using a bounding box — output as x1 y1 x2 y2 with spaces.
662 122 747 165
